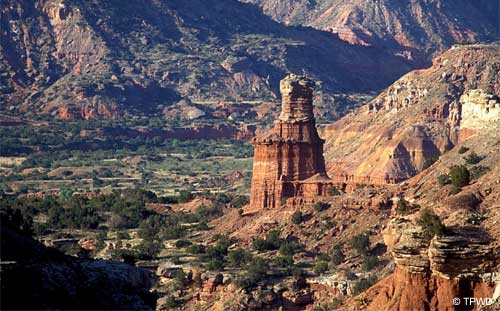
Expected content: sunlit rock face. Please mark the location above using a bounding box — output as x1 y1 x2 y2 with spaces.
250 74 331 209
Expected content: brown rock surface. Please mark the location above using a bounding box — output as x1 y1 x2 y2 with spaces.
250 74 332 209
323 44 500 185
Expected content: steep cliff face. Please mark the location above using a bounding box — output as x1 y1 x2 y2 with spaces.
243 0 499 65
1 0 414 120
323 44 500 185
250 74 332 209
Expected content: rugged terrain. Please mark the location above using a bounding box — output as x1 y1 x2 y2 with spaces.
1 0 414 120
243 0 499 65
323 44 499 185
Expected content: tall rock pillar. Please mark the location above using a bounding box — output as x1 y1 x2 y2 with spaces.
250 74 328 209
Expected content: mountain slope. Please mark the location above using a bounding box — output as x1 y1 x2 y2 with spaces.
0 0 414 120
243 0 499 65
322 44 500 184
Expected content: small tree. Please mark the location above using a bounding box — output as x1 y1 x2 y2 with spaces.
457 146 469 154
352 276 378 295
437 174 451 186
362 256 378 271
331 244 345 265
350 234 370 256
313 261 329 275
314 202 330 212
449 165 470 188
291 211 303 225
417 208 445 238
464 151 482 165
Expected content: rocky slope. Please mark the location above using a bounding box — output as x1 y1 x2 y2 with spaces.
243 0 499 65
322 44 500 185
340 126 500 310
0 0 413 120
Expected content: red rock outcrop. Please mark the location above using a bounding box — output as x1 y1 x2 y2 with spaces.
250 74 333 209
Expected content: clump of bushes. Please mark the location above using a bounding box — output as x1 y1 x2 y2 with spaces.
352 276 378 295
437 174 451 186
236 257 269 290
417 208 445 238
449 165 470 192
395 198 420 215
313 261 329 275
330 244 345 265
362 256 379 271
252 229 283 252
463 151 483 165
175 239 192 248
349 233 370 256
457 146 469 154
291 210 303 225
314 202 330 212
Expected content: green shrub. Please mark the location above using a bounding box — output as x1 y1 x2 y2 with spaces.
328 186 341 196
317 252 331 262
175 239 192 248
352 276 378 295
349 234 370 256
313 261 329 275
362 256 379 271
274 255 294 269
237 257 269 290
423 156 439 169
314 202 330 212
437 174 451 186
228 248 252 267
457 146 469 154
291 210 303 225
396 199 420 215
279 242 303 256
187 244 206 254
163 296 178 309
231 195 249 208
464 151 482 165
206 258 225 271
449 165 470 188
331 244 345 265
252 229 283 252
469 165 490 180
417 208 445 238
178 190 194 203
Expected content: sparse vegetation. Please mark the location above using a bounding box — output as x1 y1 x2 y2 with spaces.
330 244 345 265
253 229 283 252
396 198 420 215
463 151 483 165
314 202 330 212
291 210 303 225
352 276 378 295
350 233 370 256
313 261 329 275
457 146 469 154
328 186 341 196
417 208 446 238
449 165 470 191
437 174 451 186
362 256 379 271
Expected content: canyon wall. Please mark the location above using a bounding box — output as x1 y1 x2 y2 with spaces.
323 45 500 186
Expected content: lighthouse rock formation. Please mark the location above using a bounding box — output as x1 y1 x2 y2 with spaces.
250 74 332 209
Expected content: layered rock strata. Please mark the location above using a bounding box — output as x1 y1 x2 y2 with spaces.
250 74 332 209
